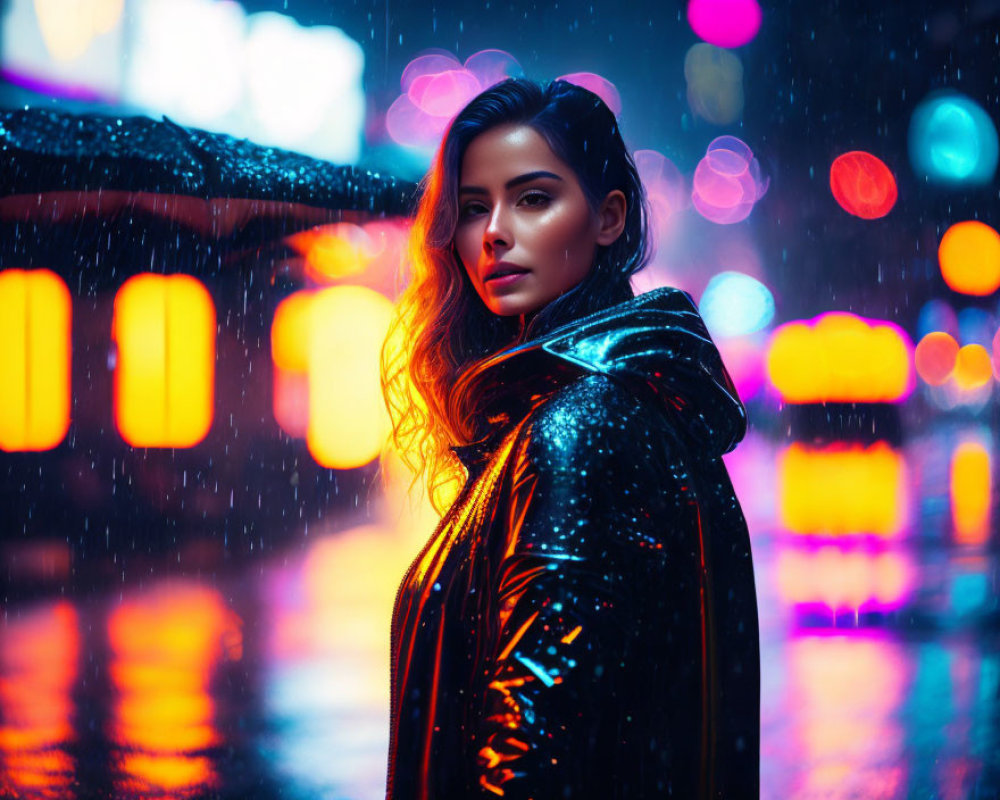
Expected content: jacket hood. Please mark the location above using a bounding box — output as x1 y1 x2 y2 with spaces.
452 286 747 467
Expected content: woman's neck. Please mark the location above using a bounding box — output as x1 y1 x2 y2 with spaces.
516 309 541 342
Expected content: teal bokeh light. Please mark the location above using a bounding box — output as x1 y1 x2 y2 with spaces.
698 271 774 338
909 91 999 185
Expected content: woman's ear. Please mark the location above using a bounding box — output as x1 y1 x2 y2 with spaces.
596 190 627 246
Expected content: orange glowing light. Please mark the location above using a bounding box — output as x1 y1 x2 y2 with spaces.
776 547 912 609
119 753 214 792
0 269 71 452
271 291 314 373
271 292 313 437
953 343 993 389
272 365 310 438
951 442 991 545
829 151 898 219
289 223 372 282
0 601 79 798
914 331 959 386
766 313 913 403
938 221 1000 296
778 443 906 537
112 274 215 447
108 583 241 796
307 286 394 468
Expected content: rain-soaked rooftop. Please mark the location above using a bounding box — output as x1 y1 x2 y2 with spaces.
2 1 999 798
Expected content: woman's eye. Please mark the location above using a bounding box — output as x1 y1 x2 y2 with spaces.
519 191 550 207
459 203 487 218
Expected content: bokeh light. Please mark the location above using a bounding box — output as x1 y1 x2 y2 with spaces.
953 343 992 389
766 312 914 403
464 49 522 89
909 91 999 185
699 270 775 337
244 13 364 153
306 286 394 469
776 547 913 611
692 136 768 224
108 583 241 796
716 333 767 402
993 327 1000 379
778 442 907 538
555 72 622 115
687 0 762 48
914 331 959 386
33 0 124 62
401 51 462 91
915 298 959 340
634 149 687 235
938 221 1000 296
271 291 314 438
288 222 372 282
126 3 364 161
0 268 71 451
786 637 909 796
113 274 215 448
684 43 744 125
956 307 995 347
386 48 522 150
829 151 897 219
0 601 79 797
950 441 991 545
127 0 244 126
271 291 314 375
408 69 481 117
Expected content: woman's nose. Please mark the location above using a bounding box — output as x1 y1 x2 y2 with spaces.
484 205 510 253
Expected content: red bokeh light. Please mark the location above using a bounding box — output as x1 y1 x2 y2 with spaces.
914 331 959 386
829 151 897 220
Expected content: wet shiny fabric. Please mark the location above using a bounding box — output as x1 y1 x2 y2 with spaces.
386 286 760 799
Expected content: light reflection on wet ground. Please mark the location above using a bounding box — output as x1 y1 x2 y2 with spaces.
1 428 998 799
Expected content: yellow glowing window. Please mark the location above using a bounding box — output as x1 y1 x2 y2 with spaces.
777 442 906 537
307 286 394 469
112 274 215 447
269 286 393 468
0 269 71 451
766 312 913 403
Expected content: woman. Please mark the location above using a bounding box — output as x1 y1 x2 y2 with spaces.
380 78 759 799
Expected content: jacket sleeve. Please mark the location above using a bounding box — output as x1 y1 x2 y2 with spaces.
473 373 697 798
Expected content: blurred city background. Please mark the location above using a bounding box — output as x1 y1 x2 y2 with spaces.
1 0 999 797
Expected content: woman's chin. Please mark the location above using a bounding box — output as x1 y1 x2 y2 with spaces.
486 297 541 318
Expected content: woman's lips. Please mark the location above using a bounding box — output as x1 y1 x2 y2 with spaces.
484 270 529 287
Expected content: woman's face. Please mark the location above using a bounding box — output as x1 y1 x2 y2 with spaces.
454 123 626 318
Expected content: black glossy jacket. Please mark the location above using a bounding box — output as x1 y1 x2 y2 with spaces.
386 286 760 799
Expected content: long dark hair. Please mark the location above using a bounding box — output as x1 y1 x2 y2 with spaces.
381 78 652 514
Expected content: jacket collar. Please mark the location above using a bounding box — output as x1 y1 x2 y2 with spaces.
449 286 747 472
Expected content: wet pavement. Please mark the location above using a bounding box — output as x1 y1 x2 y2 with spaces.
2 424 999 800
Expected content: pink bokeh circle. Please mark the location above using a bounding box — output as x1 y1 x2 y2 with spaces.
687 0 762 48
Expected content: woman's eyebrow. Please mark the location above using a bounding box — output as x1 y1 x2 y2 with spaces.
459 170 564 195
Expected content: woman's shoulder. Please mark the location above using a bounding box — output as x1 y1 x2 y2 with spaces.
519 372 669 470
